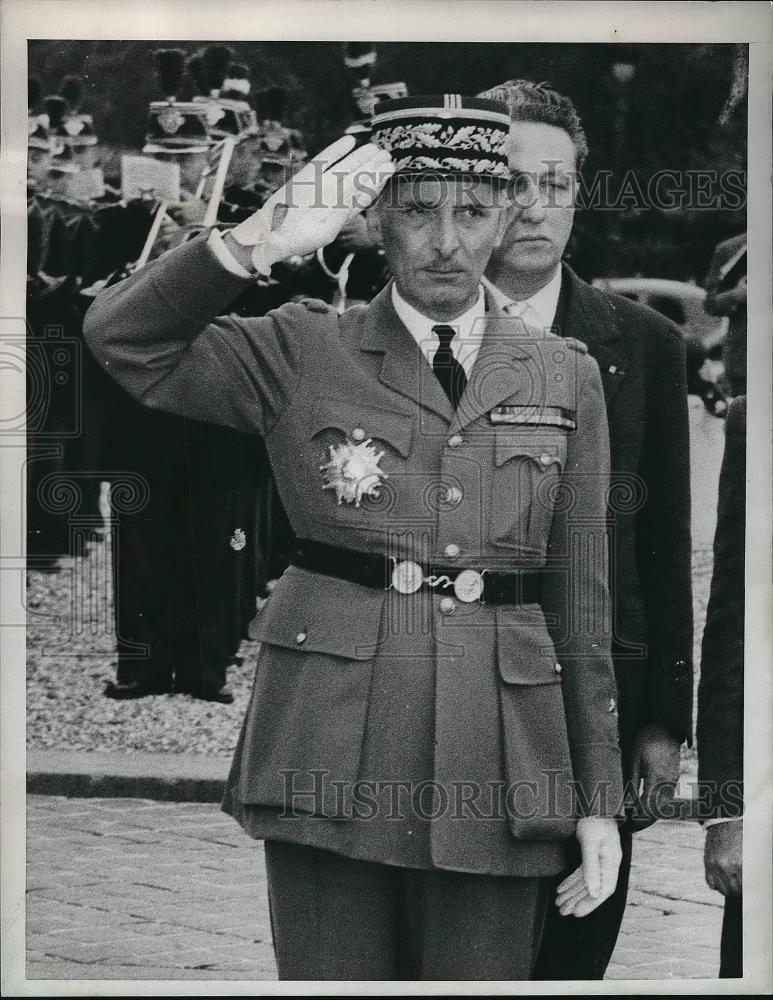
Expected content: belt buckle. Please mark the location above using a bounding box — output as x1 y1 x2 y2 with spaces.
453 569 485 603
391 560 424 595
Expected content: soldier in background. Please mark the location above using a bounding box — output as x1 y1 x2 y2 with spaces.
142 48 213 231
27 78 110 564
301 44 401 313
100 47 241 702
27 78 53 191
26 80 80 566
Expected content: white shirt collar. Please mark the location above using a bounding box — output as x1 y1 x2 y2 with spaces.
390 282 487 378
482 265 563 330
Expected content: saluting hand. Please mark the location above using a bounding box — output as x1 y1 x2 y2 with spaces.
555 816 623 917
227 135 394 275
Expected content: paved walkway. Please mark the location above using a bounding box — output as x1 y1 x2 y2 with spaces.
21 795 724 983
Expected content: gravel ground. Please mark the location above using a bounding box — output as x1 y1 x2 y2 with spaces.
26 530 259 757
25 527 714 763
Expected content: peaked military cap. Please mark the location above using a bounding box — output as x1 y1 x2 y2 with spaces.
371 94 511 181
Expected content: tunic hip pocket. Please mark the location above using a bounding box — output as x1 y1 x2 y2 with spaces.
496 605 577 841
237 567 385 817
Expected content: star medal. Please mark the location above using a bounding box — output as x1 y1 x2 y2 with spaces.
320 436 388 507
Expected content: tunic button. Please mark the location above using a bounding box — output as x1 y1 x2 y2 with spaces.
447 434 463 448
296 631 307 644
445 486 463 505
554 662 562 675
444 543 460 559
540 453 553 467
439 597 456 614
351 427 366 442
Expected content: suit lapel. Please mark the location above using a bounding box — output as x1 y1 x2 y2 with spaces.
360 283 453 422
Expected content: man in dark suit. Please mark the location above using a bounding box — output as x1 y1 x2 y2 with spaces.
698 395 745 978
85 98 625 980
481 79 693 980
704 231 747 397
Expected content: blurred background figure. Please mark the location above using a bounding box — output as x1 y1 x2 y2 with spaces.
26 76 104 567
27 77 53 190
100 46 267 703
704 230 747 398
697 395 745 978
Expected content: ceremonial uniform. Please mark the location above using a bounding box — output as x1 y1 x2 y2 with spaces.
84 235 623 920
26 79 108 563
85 97 624 980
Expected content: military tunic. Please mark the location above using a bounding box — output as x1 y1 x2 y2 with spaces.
84 233 624 876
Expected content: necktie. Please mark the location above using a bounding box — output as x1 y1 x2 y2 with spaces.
432 324 468 410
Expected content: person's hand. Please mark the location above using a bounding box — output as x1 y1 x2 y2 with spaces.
628 722 682 829
555 817 622 917
705 820 742 897
229 135 393 273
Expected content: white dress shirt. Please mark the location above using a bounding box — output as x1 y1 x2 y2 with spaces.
482 265 563 330
390 283 487 379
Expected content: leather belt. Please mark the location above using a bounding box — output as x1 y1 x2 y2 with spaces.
289 539 542 605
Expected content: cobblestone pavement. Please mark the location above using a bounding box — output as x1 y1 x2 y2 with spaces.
21 795 725 983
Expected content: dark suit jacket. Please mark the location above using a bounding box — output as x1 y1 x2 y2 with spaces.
697 396 745 817
554 264 694 763
84 234 624 876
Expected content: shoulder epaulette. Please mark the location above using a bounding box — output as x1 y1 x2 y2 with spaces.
300 297 331 314
563 336 589 355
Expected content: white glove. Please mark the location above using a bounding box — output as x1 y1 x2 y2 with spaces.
555 817 623 917
230 135 394 274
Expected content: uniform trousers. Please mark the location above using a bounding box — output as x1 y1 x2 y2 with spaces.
264 840 549 981
532 658 641 979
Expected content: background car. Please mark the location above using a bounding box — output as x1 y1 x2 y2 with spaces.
591 277 728 356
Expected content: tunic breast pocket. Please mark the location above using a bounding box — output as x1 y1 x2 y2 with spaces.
310 398 414 523
489 432 568 555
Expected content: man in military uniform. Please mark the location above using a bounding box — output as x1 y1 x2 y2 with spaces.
480 79 693 981
85 96 624 981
